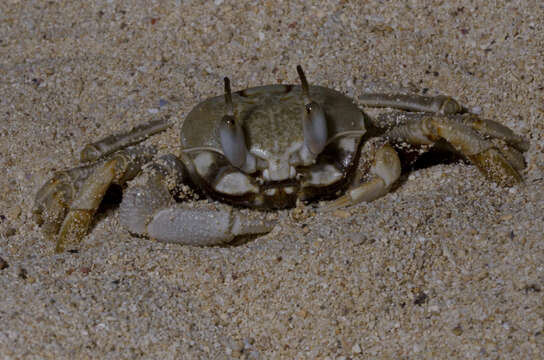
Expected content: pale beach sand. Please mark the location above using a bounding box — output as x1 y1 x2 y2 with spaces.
1 1 543 358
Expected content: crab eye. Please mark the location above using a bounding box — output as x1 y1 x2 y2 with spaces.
297 65 328 156
219 115 248 169
303 100 328 155
219 77 256 172
223 114 235 126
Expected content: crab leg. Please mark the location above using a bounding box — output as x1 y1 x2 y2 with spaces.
457 114 529 152
457 115 527 171
360 93 528 152
80 118 170 162
55 158 118 252
322 144 401 210
385 113 526 186
34 146 155 252
33 164 95 237
119 155 275 245
359 93 464 115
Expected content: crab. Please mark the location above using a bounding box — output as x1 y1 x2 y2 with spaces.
33 66 528 252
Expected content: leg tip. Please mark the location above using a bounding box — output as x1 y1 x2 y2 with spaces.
56 210 93 252
469 148 523 187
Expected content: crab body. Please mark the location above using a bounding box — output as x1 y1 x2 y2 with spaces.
181 84 365 209
33 66 528 251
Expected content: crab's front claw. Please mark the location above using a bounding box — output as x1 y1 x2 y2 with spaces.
119 171 275 246
146 205 275 246
321 144 401 211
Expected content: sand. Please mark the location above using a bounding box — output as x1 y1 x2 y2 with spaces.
1 1 543 358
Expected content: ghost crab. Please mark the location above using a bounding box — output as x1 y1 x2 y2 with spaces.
34 66 528 252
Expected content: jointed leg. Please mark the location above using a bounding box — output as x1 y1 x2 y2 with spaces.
457 114 528 152
359 93 464 115
359 92 527 153
34 146 156 252
383 113 527 186
33 164 94 237
35 119 172 251
359 91 528 185
80 118 170 162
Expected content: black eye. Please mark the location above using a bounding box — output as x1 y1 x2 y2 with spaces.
222 115 235 126
305 103 313 113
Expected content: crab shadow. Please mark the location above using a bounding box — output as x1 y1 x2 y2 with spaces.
392 141 467 191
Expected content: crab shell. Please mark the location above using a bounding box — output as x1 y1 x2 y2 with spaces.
180 84 367 209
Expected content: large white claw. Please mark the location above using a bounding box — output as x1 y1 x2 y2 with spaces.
146 205 275 246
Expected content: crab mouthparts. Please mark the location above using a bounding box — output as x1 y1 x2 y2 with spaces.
262 164 297 182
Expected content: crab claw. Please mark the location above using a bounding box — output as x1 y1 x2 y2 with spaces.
119 161 275 246
146 205 275 246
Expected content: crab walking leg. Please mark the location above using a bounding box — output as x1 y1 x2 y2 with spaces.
33 164 96 238
359 93 464 115
80 118 170 162
459 115 528 149
55 159 117 252
386 114 524 186
322 144 401 210
119 156 275 245
53 147 155 252
34 147 155 242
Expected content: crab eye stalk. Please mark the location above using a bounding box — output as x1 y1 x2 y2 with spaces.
303 100 328 155
219 77 255 171
297 65 310 104
220 115 247 169
223 77 234 116
297 65 328 156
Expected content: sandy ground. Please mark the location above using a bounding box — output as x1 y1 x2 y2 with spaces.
1 1 543 358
